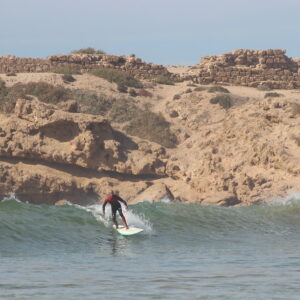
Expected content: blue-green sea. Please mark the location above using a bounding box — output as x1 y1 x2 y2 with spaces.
1 195 300 300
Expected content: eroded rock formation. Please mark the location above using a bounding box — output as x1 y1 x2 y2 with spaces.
0 99 168 204
1 49 300 206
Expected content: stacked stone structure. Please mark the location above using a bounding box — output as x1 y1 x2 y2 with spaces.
0 54 171 80
194 49 300 89
1 49 300 88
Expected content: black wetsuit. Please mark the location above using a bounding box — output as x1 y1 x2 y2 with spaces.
102 194 128 224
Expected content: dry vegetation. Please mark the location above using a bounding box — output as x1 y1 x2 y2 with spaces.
208 86 230 93
62 74 76 83
125 111 178 148
264 92 282 98
209 94 232 109
53 66 81 75
153 75 174 85
91 68 143 88
71 47 106 55
109 99 141 123
257 84 273 91
0 78 178 148
194 86 207 92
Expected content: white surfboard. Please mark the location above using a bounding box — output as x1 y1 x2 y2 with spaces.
114 225 144 236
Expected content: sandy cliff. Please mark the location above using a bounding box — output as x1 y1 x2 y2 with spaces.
0 49 300 206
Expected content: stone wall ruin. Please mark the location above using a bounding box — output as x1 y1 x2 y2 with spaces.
1 49 300 89
193 49 300 89
0 53 171 80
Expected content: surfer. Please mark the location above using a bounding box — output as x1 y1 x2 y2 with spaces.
102 190 129 230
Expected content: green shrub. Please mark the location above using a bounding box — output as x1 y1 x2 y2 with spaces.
53 66 81 75
109 100 141 123
38 86 69 104
264 92 282 98
194 86 207 92
91 68 143 88
153 75 174 85
71 47 105 55
173 94 181 100
208 85 230 93
210 94 232 109
70 89 114 115
129 89 137 97
14 82 69 104
0 80 31 112
0 79 6 90
62 74 76 83
125 110 178 148
117 83 128 93
210 96 219 104
0 80 119 115
257 84 273 91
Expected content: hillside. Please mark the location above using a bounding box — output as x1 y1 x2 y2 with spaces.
0 49 300 206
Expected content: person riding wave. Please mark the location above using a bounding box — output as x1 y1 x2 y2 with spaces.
102 190 129 230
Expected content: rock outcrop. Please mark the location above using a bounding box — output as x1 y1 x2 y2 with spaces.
164 92 300 205
0 99 169 204
1 99 166 175
1 49 300 206
193 49 300 89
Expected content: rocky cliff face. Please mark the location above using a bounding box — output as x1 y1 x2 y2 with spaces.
166 95 300 205
0 99 168 204
0 49 300 206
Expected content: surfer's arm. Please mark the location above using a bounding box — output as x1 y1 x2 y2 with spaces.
116 196 128 208
102 199 108 215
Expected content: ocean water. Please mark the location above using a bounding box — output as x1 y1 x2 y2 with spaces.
1 195 300 300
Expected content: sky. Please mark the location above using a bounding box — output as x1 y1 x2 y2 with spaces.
1 0 300 65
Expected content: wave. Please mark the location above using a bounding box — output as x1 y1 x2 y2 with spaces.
1 193 300 252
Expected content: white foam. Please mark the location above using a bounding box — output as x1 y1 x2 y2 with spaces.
2 193 22 203
268 192 300 206
80 203 153 234
160 196 171 203
78 204 111 227
122 208 153 234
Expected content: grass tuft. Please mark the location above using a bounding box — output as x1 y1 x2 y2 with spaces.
53 66 81 75
62 74 76 83
264 92 282 98
194 86 207 92
210 94 232 109
257 84 273 91
91 68 143 88
153 75 174 85
125 110 178 148
208 86 230 93
71 47 105 55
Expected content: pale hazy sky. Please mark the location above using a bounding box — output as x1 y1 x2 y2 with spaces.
1 0 300 65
